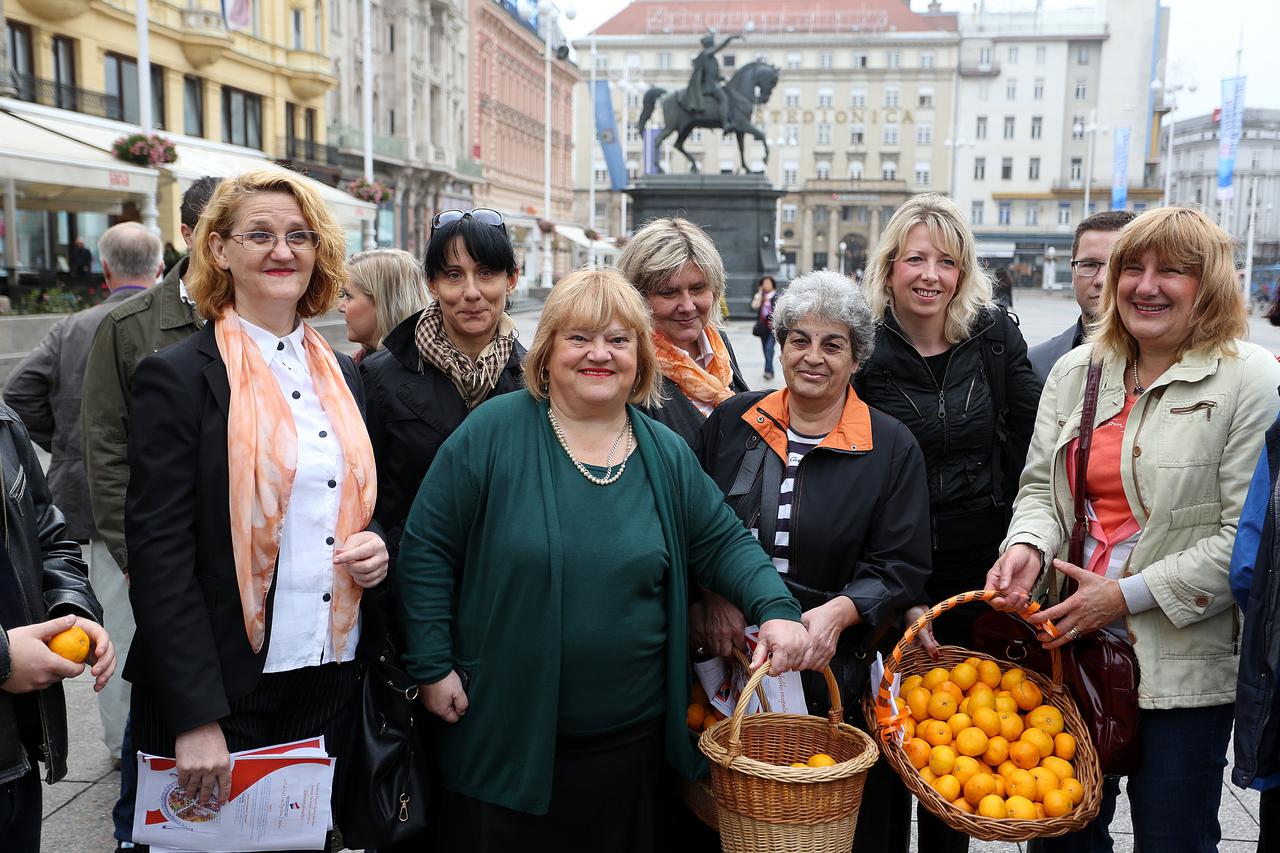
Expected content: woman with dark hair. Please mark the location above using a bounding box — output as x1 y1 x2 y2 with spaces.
750 274 779 381
992 266 1015 309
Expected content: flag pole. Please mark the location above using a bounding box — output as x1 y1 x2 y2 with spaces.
136 0 159 234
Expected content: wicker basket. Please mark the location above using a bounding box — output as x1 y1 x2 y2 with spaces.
699 661 879 853
861 589 1104 842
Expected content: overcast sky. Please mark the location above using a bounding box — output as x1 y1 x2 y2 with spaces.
560 0 1279 120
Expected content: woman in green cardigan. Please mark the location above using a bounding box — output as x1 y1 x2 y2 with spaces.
395 267 808 852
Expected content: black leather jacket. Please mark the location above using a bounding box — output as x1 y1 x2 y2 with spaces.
0 403 101 785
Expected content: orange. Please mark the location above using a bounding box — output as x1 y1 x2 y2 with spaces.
932 773 961 802
1040 756 1075 782
1026 704 1065 737
686 703 706 731
951 796 975 814
977 794 1006 819
929 745 957 776
920 719 953 747
964 772 998 806
901 674 924 694
1010 679 1044 712
927 691 958 722
1005 795 1037 820
1009 741 1040 770
1028 767 1059 801
950 662 979 691
47 625 89 663
789 762 808 768
919 767 938 785
922 666 952 691
1000 668 1027 692
948 712 974 738
964 655 982 667
1021 727 1055 759
905 687 933 722
1060 778 1085 806
952 755 981 786
959 697 971 715
807 753 837 768
903 738 932 770
1005 769 1037 800
1035 803 1047 820
977 659 1003 689
1042 789 1073 818
997 759 1018 779
992 775 1007 797
995 695 1019 715
982 735 1010 768
997 711 1024 741
1054 732 1078 761
936 680 965 705
700 714 717 732
955 727 989 758
972 707 1001 738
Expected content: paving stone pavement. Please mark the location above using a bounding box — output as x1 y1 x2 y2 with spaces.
40 288 1274 852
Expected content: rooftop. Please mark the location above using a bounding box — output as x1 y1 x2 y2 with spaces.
593 0 958 37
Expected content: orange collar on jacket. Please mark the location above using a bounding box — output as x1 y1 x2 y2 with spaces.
740 386 875 461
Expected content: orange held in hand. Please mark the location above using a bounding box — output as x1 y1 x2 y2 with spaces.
48 625 90 663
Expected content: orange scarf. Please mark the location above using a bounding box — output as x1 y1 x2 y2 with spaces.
215 307 377 659
653 326 735 410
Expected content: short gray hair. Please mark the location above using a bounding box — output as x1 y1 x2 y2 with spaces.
772 269 876 365
98 222 162 281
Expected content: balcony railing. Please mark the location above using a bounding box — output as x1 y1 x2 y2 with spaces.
278 136 340 166
10 73 122 121
328 125 407 160
455 156 484 179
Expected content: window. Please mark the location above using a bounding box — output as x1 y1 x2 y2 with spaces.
626 125 642 144
884 87 900 108
820 52 833 69
183 75 203 137
51 36 76 109
974 157 986 180
886 51 900 69
782 204 797 223
658 52 671 69
784 88 801 108
1033 78 1044 100
1025 204 1039 225
786 52 802 69
979 47 992 66
1035 45 1046 64
1006 79 1017 100
1077 46 1090 65
783 162 799 188
816 161 832 180
881 160 897 181
1070 158 1083 181
921 52 935 68
626 90 641 109
8 23 32 96
690 128 703 143
998 201 1011 225
817 88 833 108
722 54 735 68
594 54 608 70
628 160 640 181
1031 116 1043 139
853 51 868 68
975 116 988 139
971 201 984 224
1058 202 1072 225
1072 115 1085 139
883 124 899 146
1133 202 1147 213
221 86 262 149
918 87 934 108
104 53 164 128
784 124 799 146
314 0 323 51
850 89 866 108
1008 46 1019 64
816 123 832 146
292 9 304 49
1003 116 1015 139
388 108 395 134
1075 79 1087 100
719 159 735 175
1028 156 1040 180
1001 157 1013 180
593 162 609 186
915 163 931 186
849 124 865 145
848 159 864 180
917 124 933 145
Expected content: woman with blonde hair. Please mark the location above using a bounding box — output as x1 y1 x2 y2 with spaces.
854 193 1040 852
988 206 1280 852
123 170 387 840
340 248 430 358
394 266 807 852
617 217 749 446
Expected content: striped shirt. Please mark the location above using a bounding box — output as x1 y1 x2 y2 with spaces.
752 428 826 574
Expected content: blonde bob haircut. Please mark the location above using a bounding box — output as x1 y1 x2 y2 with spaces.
523 267 663 409
863 193 993 344
616 217 726 324
189 169 349 321
348 248 431 348
1091 206 1247 360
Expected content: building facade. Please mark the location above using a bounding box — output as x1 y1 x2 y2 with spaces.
574 0 961 279
324 0 477 255
950 2 1169 287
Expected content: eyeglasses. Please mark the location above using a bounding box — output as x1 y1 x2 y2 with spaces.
230 231 321 253
430 208 506 235
1070 260 1105 280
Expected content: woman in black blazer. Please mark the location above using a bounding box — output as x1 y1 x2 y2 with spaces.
123 170 387 820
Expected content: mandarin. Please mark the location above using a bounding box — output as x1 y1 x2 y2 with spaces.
1028 767 1059 801
807 753 837 768
1054 732 1078 761
951 796 975 814
956 727 989 758
1000 668 1027 692
977 794 1006 819
1042 789 1073 818
964 772 998 806
906 687 933 722
1005 769 1037 800
47 625 89 663
932 773 961 802
997 711 1024 741
982 735 1010 768
927 691 958 722
1009 741 1040 770
920 719 953 747
950 662 979 691
904 737 932 769
1005 795 1037 820
1021 727 1055 759
1026 704 1065 736
936 680 965 705
1040 756 1075 782
977 659 1003 689
929 745 957 776
1011 680 1044 712
922 667 952 691
952 755 981 785
1060 778 1085 805
948 712 974 738
686 703 706 731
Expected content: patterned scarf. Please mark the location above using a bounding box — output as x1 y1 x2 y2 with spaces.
414 301 517 409
652 325 736 410
215 307 377 658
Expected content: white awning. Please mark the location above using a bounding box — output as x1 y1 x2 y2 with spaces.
0 109 158 208
555 224 621 257
976 240 1017 259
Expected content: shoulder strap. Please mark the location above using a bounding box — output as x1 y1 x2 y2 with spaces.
727 432 784 557
1067 358 1105 571
757 448 784 557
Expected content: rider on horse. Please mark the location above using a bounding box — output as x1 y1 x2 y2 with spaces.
682 31 742 133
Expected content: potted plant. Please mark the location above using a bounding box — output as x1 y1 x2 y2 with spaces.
111 133 178 166
537 218 556 235
345 178 394 204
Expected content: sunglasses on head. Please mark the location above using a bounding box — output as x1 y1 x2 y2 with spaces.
430 208 506 235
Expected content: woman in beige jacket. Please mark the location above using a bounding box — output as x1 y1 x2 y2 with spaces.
987 207 1280 853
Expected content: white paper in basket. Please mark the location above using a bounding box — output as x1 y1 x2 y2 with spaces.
870 652 905 744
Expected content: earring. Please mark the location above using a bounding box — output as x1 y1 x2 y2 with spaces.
540 368 550 395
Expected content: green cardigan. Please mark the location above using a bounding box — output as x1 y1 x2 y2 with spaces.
396 391 802 815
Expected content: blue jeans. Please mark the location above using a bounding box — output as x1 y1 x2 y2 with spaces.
113 713 137 842
1029 704 1234 853
760 334 776 376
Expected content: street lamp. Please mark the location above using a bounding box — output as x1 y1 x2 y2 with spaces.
1151 68 1197 208
838 241 848 275
538 0 575 289
1072 112 1108 216
768 135 789 266
1042 245 1057 291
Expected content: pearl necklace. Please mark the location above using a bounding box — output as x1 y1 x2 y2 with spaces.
547 405 633 486
1131 359 1146 396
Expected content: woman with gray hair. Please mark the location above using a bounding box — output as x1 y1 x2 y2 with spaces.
695 269 932 852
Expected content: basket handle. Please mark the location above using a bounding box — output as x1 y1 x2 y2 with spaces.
720 660 841 765
871 590 1062 741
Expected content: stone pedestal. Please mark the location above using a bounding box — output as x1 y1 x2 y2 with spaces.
626 174 783 318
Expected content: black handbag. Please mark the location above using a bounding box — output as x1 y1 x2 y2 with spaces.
335 652 433 848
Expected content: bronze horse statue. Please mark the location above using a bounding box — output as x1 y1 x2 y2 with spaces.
637 61 780 174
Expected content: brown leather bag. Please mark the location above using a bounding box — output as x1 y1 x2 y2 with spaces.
973 358 1142 776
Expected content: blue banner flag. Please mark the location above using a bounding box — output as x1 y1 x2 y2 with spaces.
1217 76 1246 201
593 80 628 191
1111 127 1131 211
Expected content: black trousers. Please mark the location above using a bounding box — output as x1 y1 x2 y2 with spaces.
0 765 40 853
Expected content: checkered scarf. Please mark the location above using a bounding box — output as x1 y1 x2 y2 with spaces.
413 301 517 409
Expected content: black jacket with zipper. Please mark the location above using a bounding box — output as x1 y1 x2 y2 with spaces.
0 402 102 785
695 389 932 712
853 306 1040 553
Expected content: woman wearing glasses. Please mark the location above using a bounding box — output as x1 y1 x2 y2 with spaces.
360 208 524 579
123 171 386 839
339 248 431 362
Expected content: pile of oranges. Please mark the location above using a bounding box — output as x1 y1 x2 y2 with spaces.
686 682 728 733
896 657 1084 821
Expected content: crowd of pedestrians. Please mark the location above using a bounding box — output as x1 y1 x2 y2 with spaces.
0 174 1276 853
